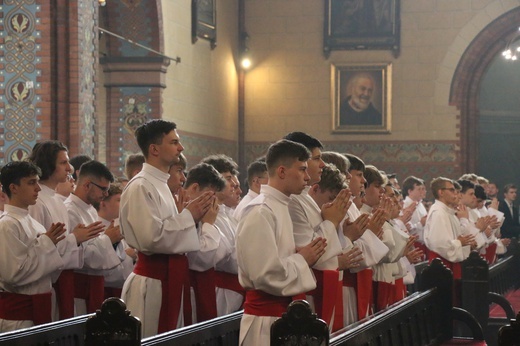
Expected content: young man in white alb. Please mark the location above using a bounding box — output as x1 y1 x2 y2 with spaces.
237 139 327 346
120 119 216 337
0 162 66 331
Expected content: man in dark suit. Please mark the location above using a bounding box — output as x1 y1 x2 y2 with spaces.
498 183 520 239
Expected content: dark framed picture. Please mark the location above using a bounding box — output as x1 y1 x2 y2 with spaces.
324 0 400 57
332 63 391 133
192 0 217 49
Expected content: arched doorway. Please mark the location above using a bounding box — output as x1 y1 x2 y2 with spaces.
450 7 520 181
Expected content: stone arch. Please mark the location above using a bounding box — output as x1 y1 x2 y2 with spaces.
444 3 520 172
99 0 169 175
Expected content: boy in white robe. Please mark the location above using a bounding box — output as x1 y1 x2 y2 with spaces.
402 176 428 257
28 141 103 319
424 177 476 279
0 161 66 332
182 162 223 323
233 160 267 221
304 163 363 330
65 160 122 315
200 155 245 317
120 119 216 337
340 154 388 325
95 183 135 298
236 139 327 346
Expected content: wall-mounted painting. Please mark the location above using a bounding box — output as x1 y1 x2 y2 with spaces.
332 63 391 133
324 0 400 57
192 0 217 49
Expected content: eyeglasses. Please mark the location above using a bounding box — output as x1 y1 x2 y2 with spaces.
441 187 456 192
90 181 110 193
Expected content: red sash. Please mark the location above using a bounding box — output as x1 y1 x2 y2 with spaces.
427 250 461 279
0 291 52 325
104 287 123 300
53 269 75 319
356 269 373 320
133 253 192 333
243 290 305 317
393 277 406 303
374 281 393 312
307 269 342 331
342 270 357 287
215 271 245 297
483 242 498 265
190 269 217 322
74 273 105 313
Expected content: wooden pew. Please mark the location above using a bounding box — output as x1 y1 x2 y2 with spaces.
140 311 241 346
3 254 512 346
329 258 485 345
461 246 520 346
0 315 89 346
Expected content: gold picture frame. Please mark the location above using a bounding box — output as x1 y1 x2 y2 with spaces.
332 63 391 133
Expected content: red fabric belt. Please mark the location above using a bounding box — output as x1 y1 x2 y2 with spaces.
483 242 498 265
243 290 300 317
374 281 393 312
215 271 245 296
393 277 406 303
356 269 373 320
307 269 342 331
342 270 357 287
134 252 192 333
190 269 217 322
53 269 75 319
0 291 52 325
427 250 461 279
74 272 105 313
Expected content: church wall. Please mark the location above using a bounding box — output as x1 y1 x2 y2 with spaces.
241 0 518 182
161 0 240 165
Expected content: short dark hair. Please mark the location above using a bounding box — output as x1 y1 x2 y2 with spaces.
364 165 386 187
344 154 365 172
246 160 267 186
78 160 114 183
266 140 310 176
201 154 239 175
321 151 350 174
125 153 145 179
70 155 92 180
504 183 517 194
283 132 323 151
1 161 42 198
317 164 347 193
185 163 226 192
474 184 487 200
430 177 453 199
402 176 425 198
135 119 177 157
457 179 475 194
28 140 68 181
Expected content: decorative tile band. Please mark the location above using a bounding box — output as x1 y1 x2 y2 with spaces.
116 87 155 174
0 0 42 164
78 0 97 157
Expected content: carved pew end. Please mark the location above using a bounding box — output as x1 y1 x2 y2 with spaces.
85 297 141 345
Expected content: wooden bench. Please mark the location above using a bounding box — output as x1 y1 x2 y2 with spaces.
461 244 520 346
329 258 485 345
0 315 89 346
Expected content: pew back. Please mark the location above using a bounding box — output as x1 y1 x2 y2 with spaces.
0 315 89 346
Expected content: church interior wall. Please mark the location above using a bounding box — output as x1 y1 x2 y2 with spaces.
241 0 518 181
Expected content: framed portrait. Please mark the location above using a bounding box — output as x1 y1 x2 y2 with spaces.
323 0 400 58
192 0 217 49
331 63 391 133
